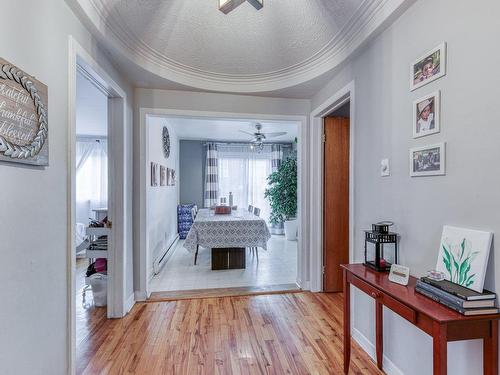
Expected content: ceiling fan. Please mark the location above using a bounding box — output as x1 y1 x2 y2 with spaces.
239 123 287 148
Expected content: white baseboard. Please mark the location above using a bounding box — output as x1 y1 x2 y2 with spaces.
134 290 148 302
352 328 404 375
125 293 135 313
297 278 310 290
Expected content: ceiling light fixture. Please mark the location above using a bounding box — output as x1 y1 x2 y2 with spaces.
218 0 263 14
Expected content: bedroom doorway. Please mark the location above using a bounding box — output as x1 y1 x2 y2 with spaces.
74 65 110 350
68 37 129 375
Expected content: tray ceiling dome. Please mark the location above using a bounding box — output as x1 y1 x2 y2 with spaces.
70 0 411 94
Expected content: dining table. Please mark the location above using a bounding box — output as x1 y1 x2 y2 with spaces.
184 208 271 269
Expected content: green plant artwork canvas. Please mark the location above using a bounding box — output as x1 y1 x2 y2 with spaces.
436 226 493 293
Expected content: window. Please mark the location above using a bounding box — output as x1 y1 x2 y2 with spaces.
217 145 272 222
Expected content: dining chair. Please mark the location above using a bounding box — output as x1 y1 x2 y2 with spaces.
248 205 254 213
249 207 261 260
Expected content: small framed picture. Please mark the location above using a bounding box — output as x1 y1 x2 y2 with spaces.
150 162 159 186
413 91 440 138
410 142 445 177
170 169 176 186
166 167 171 186
410 42 446 91
160 165 167 186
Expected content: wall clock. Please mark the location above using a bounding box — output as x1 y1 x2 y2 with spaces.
162 126 170 159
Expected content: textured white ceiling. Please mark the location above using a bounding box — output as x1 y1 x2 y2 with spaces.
149 116 298 142
69 0 412 95
95 0 362 75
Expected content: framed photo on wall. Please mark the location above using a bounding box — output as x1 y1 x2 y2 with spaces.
166 167 171 186
151 162 159 186
409 142 445 177
410 42 447 91
413 90 440 138
160 165 167 186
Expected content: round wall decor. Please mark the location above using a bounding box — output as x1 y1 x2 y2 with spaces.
0 61 48 165
162 126 170 159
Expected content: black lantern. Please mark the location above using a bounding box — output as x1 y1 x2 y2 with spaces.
364 221 398 272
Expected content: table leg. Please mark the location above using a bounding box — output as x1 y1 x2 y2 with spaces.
432 322 447 375
484 320 498 375
376 300 383 370
343 270 351 374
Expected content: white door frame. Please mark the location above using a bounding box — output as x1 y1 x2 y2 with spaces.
137 107 309 300
309 81 356 292
67 36 128 375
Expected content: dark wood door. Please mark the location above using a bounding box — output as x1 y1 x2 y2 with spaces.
323 116 350 292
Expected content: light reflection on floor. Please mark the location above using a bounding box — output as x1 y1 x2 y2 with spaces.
149 235 298 292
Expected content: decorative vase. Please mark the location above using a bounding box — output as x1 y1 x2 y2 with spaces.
284 219 297 241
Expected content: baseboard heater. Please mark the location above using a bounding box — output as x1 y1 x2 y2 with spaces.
153 235 179 275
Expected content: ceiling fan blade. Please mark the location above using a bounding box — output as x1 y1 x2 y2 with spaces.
263 132 287 138
239 130 256 136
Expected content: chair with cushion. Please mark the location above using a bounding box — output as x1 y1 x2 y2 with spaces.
253 207 261 217
248 205 254 213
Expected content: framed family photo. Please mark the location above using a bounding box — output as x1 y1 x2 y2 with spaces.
410 42 446 91
410 142 445 177
413 91 440 138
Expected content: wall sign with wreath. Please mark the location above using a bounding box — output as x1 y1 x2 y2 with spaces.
0 58 49 166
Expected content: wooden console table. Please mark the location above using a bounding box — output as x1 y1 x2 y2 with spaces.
342 264 499 375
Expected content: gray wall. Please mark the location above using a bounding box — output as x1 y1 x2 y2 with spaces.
179 140 205 207
312 0 500 374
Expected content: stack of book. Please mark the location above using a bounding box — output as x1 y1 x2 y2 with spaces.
416 277 498 316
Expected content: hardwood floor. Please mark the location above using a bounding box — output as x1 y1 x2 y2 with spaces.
77 292 383 375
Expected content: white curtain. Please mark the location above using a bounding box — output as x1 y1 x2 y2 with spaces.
217 144 272 223
76 138 108 224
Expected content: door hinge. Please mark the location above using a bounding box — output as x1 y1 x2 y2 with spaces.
322 134 326 143
322 266 325 274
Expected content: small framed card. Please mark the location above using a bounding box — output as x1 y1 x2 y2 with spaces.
388 264 410 286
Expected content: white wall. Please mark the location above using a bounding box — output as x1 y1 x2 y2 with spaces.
147 118 179 277
0 1 134 374
311 0 500 374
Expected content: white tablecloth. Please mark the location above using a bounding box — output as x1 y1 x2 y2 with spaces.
183 209 271 252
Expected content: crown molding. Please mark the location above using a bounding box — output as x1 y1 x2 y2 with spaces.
69 0 412 93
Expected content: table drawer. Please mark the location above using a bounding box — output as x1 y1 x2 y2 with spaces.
381 293 417 324
351 275 416 324
351 275 382 300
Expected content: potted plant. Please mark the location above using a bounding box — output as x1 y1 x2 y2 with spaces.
265 157 297 240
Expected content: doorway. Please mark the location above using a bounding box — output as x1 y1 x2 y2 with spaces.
323 102 350 292
74 66 110 353
138 110 307 300
68 36 128 375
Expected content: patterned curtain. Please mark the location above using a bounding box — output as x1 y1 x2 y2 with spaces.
271 144 283 172
270 144 285 234
204 143 219 207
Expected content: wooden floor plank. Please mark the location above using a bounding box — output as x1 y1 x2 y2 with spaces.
77 292 383 375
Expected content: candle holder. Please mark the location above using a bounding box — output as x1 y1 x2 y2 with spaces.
364 221 398 272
